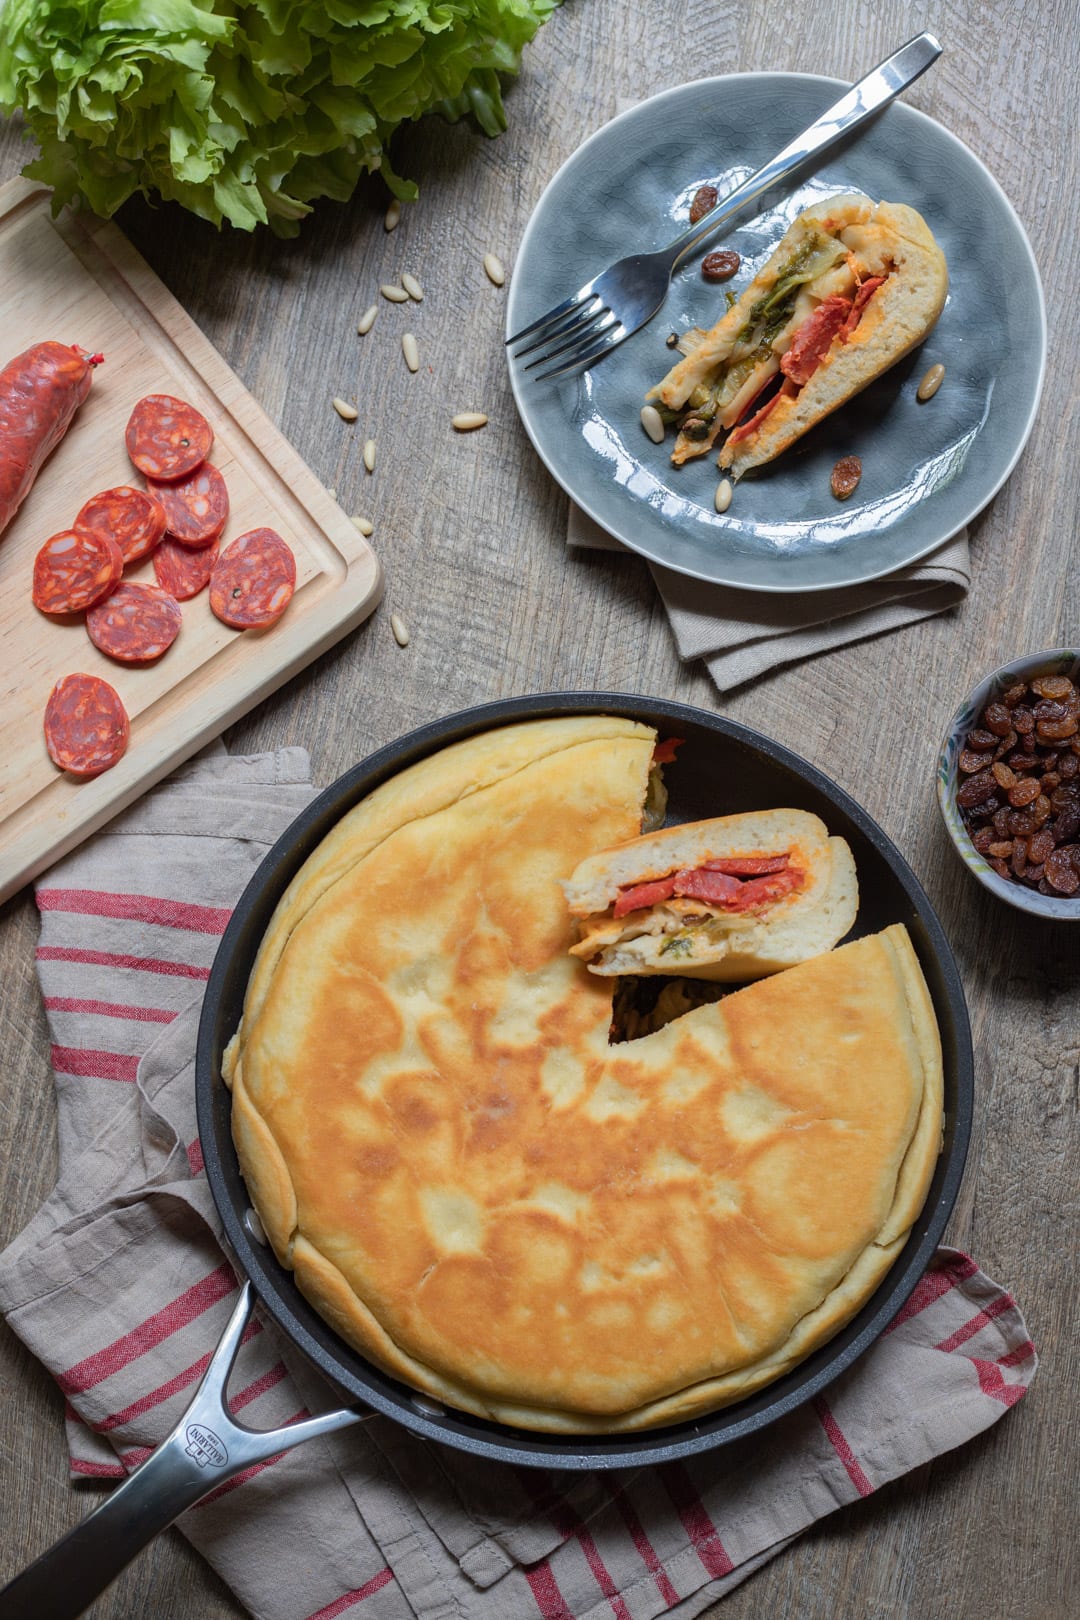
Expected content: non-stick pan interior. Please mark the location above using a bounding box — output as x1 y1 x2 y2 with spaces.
196 693 972 1469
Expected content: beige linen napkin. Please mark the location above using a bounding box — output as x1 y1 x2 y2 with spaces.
566 505 969 692
0 748 1035 1620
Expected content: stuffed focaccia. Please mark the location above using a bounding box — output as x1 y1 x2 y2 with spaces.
647 194 947 481
564 809 857 979
225 721 942 1434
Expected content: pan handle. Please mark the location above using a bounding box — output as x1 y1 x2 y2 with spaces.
0 1279 368 1620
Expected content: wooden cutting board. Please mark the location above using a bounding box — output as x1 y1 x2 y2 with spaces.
0 178 382 905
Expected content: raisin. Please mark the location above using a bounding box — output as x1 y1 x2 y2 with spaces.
1006 751 1040 770
1028 829 1055 864
1040 771 1061 792
689 184 718 224
992 761 1017 789
830 456 862 500
966 729 999 750
958 769 997 808
992 807 1013 837
1060 753 1079 779
993 730 1018 758
983 702 1013 737
1022 864 1045 887
990 857 1011 879
1034 699 1069 723
1053 805 1080 843
1033 795 1052 827
702 249 740 282
1050 783 1080 812
1007 777 1041 807
1037 718 1078 742
987 840 1014 858
1011 841 1028 877
1011 706 1035 734
1008 808 1038 837
959 748 989 773
1030 675 1076 701
1002 682 1028 708
1045 849 1080 894
971 827 995 854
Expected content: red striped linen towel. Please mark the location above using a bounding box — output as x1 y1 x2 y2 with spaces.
0 747 1036 1620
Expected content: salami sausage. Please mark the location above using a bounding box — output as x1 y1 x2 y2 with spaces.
0 343 102 537
209 528 296 629
153 535 220 600
125 394 212 481
74 485 166 565
32 529 122 616
86 580 182 663
44 673 129 776
149 462 228 546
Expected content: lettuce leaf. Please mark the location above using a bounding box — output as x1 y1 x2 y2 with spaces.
0 0 559 234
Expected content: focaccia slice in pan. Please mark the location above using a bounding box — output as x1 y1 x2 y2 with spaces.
564 808 858 979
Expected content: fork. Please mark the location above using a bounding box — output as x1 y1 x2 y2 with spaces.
507 32 942 381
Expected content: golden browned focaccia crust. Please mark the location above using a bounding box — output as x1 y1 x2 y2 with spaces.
225 717 943 1432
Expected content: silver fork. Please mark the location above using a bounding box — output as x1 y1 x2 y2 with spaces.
507 32 942 381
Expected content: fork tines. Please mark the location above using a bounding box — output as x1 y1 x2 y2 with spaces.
507 288 626 381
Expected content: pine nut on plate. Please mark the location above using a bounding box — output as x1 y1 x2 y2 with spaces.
640 405 664 444
452 412 488 432
483 253 506 286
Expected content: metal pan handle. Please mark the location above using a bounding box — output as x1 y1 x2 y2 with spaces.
0 1280 368 1620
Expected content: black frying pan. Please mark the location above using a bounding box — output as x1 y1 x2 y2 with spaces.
0 694 972 1617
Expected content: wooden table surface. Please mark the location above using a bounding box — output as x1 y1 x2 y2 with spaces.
0 2 1075 1616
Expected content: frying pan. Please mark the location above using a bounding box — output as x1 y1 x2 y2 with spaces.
0 694 973 1618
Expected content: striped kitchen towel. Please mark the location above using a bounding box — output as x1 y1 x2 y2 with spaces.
0 746 1036 1620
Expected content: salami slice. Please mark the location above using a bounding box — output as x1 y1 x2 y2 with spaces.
74 485 167 565
86 580 182 663
149 462 228 546
44 673 129 776
32 529 122 616
125 394 213 481
153 535 220 600
210 528 296 629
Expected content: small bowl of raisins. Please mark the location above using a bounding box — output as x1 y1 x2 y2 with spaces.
938 650 1080 917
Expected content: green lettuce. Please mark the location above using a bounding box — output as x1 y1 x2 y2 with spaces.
0 0 559 235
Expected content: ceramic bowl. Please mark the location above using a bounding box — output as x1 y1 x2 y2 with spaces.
937 648 1080 917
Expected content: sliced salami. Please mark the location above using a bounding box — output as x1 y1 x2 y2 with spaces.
32 528 122 616
125 394 213 481
74 485 166 565
86 580 182 663
149 462 228 546
153 535 220 600
44 673 129 776
210 528 296 629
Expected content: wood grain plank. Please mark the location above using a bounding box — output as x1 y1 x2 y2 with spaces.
0 0 1076 1615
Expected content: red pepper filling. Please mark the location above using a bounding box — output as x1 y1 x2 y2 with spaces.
611 852 804 918
727 275 888 441
651 736 684 765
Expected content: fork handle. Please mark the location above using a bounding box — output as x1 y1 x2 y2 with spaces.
668 31 943 265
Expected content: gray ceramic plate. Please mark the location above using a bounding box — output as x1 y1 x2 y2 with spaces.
507 74 1047 592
